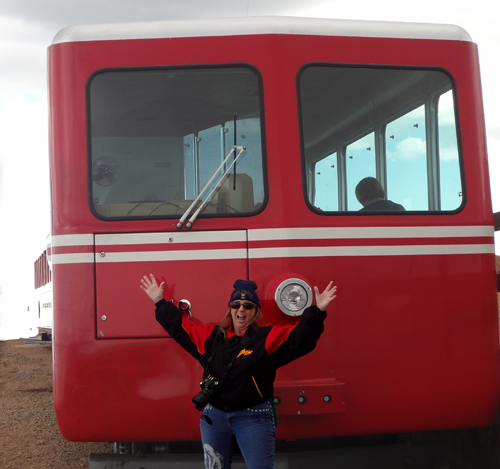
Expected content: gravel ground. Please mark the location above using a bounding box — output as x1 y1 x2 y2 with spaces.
0 339 112 469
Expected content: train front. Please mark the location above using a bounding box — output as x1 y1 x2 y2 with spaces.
48 17 500 444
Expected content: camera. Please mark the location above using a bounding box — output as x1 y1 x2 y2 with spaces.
192 376 220 411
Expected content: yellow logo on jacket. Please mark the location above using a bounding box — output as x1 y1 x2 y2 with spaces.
237 349 253 359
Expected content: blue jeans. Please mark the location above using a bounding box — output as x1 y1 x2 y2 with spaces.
200 401 276 469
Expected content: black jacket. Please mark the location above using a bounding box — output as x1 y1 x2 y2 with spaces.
155 299 327 411
360 199 405 211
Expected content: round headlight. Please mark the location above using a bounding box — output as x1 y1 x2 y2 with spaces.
275 278 313 316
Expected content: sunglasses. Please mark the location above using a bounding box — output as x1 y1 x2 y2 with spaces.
230 302 256 310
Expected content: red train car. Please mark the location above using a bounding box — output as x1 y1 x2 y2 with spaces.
33 241 53 339
48 17 499 444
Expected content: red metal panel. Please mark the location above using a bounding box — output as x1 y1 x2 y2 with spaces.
250 252 499 438
94 231 248 338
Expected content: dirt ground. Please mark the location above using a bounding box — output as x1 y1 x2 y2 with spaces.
0 339 112 469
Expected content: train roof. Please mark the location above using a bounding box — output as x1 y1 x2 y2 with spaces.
52 16 472 45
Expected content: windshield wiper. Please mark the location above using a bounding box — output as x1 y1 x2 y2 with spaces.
176 144 246 230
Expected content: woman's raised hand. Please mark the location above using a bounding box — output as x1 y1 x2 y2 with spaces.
140 274 165 303
314 281 337 311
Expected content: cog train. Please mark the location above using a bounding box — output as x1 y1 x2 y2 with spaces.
47 16 499 444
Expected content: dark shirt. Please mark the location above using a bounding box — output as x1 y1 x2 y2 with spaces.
360 199 405 211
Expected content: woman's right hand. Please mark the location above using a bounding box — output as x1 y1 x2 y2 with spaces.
140 274 164 303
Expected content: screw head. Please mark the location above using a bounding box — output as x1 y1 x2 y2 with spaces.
101 315 107 321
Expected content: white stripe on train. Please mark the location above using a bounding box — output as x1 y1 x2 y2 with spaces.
50 225 495 264
51 224 494 248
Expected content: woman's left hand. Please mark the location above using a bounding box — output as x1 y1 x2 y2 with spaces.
314 281 337 311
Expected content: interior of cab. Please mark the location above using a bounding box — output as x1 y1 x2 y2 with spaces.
299 66 462 212
88 66 265 220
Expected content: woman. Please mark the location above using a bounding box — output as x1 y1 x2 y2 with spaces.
140 275 337 469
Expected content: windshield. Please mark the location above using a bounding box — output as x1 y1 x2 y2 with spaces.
88 66 266 220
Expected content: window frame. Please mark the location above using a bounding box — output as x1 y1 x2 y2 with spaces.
297 63 464 216
86 64 269 222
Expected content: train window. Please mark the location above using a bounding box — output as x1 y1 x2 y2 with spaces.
437 91 462 210
346 132 376 211
299 65 462 213
385 105 428 210
88 66 266 220
313 152 338 211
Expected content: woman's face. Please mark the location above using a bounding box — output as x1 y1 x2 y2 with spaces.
229 300 257 335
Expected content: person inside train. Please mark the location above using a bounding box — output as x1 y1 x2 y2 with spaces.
355 176 405 211
140 275 337 469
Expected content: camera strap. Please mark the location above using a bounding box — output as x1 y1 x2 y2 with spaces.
204 334 253 387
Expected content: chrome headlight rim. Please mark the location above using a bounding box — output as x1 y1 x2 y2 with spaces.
274 277 313 317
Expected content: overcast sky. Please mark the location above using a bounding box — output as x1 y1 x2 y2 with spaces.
1 0 499 337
